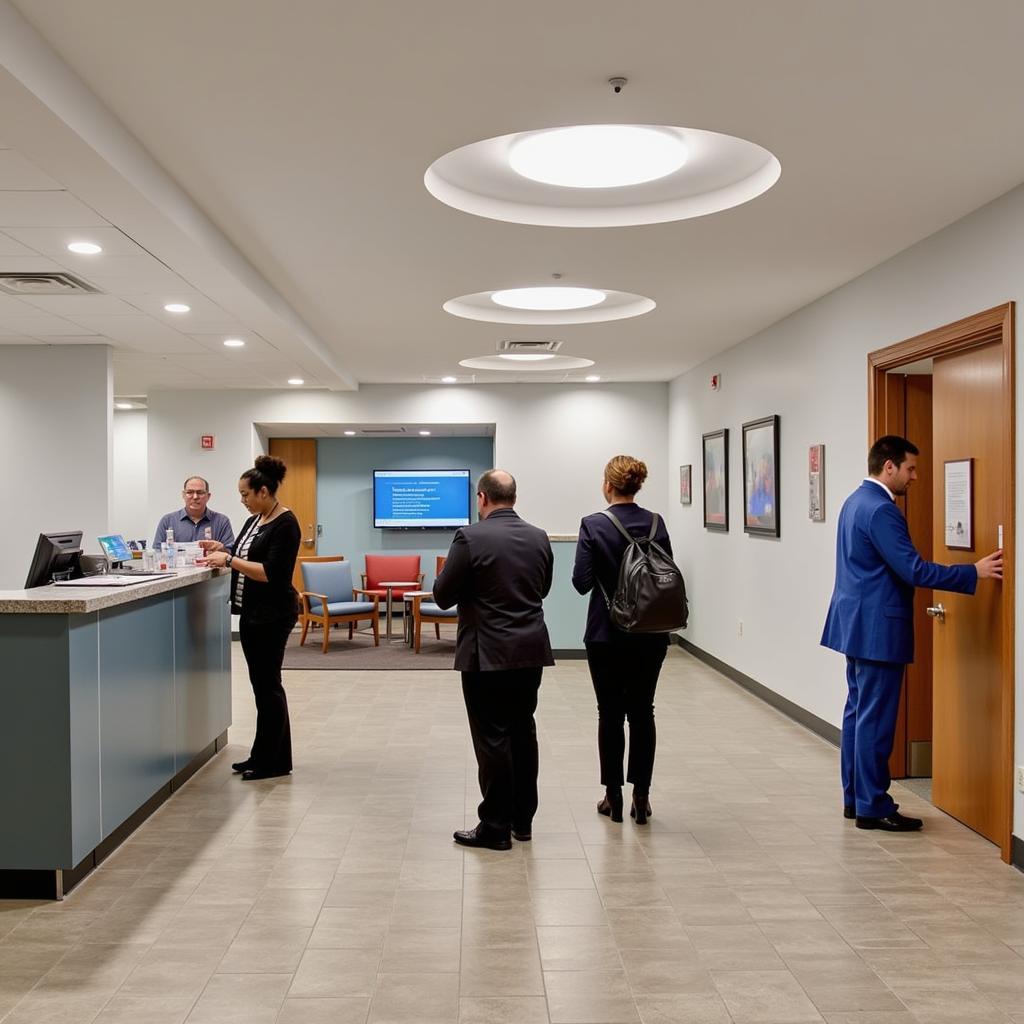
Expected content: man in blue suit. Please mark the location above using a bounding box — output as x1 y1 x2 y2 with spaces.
822 436 1002 831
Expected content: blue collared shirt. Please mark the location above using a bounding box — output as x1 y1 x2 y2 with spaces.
153 508 235 549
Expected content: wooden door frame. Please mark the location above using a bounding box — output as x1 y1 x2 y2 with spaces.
868 302 1015 862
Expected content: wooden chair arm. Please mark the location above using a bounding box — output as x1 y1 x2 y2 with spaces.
360 573 368 589
352 589 380 608
418 572 425 585
300 591 329 615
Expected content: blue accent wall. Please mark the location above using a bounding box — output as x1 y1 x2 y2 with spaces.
317 437 494 587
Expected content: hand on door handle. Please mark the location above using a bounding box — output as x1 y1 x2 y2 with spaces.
926 603 946 622
974 548 1004 580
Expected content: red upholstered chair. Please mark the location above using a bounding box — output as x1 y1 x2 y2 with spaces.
360 554 424 602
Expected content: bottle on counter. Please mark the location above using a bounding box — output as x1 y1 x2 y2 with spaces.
164 528 174 569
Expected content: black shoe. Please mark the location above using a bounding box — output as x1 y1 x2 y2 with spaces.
597 787 624 823
453 826 512 851
855 810 923 832
631 793 652 825
231 759 253 774
844 805 855 819
240 767 291 781
512 829 532 842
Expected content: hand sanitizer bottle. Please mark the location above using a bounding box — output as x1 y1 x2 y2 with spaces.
165 528 175 569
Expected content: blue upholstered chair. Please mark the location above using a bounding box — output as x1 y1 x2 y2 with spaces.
300 558 380 652
412 556 458 653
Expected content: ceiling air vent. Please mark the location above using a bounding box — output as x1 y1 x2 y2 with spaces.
0 272 100 296
497 339 562 354
360 427 407 435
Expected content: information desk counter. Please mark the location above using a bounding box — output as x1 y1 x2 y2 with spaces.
0 568 231 898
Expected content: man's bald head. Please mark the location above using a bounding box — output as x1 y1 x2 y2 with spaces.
477 469 516 507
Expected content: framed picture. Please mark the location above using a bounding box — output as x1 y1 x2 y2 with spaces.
808 444 825 522
742 415 780 537
944 458 973 550
702 429 729 531
679 464 692 505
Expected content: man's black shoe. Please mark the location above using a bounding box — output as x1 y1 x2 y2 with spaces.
844 805 855 819
855 810 923 832
512 829 532 842
453 826 512 851
231 759 253 773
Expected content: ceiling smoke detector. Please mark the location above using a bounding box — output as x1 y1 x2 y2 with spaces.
0 272 100 296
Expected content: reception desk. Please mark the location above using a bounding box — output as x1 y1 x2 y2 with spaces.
0 568 231 898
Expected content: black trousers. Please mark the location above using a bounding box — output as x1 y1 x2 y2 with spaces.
239 615 295 773
585 638 667 791
461 667 543 837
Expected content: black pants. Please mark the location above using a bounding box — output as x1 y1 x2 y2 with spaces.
586 638 667 791
461 667 543 837
239 615 295 773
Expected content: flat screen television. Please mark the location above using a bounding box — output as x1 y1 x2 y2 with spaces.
24 530 84 588
373 469 471 529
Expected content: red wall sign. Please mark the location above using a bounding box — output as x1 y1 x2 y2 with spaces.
200 435 215 450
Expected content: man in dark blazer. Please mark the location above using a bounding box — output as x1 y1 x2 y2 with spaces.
821 435 1002 832
433 469 554 850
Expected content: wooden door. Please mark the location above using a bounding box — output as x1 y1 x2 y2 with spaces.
268 439 317 592
930 342 1008 846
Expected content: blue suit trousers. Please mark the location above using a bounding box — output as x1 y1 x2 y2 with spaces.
841 657 905 818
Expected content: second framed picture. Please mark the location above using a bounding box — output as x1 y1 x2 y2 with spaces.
702 429 729 531
742 415 780 537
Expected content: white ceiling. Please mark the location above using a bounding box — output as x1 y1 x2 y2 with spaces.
3 0 1024 394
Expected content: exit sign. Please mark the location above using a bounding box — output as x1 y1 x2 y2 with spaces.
200 435 215 450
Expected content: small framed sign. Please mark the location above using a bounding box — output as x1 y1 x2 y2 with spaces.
944 458 973 549
808 444 825 522
679 464 692 505
200 434 216 450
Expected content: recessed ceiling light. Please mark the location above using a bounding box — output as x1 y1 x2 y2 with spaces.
114 402 134 410
223 338 245 348
164 303 190 313
419 430 431 436
67 241 102 254
585 375 601 382
510 125 687 189
497 353 555 362
441 376 458 383
288 378 305 386
492 287 606 311
344 430 357 436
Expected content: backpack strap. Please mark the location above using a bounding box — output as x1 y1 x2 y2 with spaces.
599 508 636 542
647 512 660 541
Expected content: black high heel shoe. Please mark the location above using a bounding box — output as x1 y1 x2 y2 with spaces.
631 793 652 825
231 759 253 773
597 786 624 823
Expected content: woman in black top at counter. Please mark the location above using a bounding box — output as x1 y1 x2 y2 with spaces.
572 455 673 825
200 455 301 781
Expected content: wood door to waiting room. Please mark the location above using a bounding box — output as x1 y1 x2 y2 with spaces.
268 438 317 593
870 304 1015 861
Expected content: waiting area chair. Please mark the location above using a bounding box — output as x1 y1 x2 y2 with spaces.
300 558 380 652
412 556 458 653
361 554 424 600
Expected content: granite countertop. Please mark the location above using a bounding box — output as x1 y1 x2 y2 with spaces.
0 567 230 614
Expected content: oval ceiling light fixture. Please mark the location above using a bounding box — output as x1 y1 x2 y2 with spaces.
460 354 595 372
585 375 602 382
510 125 686 188
425 124 780 227
287 378 305 386
343 430 357 436
419 430 431 436
492 286 605 311
497 353 555 362
445 288 653 326
164 302 190 313
223 338 245 348
67 241 102 254
441 376 458 383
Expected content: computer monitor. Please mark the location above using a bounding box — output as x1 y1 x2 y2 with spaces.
24 531 84 589
97 534 133 565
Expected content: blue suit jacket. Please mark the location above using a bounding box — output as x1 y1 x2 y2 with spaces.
821 480 977 664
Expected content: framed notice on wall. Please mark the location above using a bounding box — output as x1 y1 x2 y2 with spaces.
679 465 692 505
944 458 973 550
808 444 825 522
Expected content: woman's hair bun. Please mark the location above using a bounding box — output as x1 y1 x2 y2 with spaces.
604 454 648 496
253 454 287 484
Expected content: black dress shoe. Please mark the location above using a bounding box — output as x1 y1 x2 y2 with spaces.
453 826 512 851
512 829 532 842
631 794 652 825
844 805 855 819
855 810 923 832
240 767 291 781
231 759 253 774
597 788 624 823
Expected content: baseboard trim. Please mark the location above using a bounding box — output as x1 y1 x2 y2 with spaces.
1012 834 1024 874
671 636 841 747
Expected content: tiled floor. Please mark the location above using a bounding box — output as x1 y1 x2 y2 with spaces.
2 648 1023 1024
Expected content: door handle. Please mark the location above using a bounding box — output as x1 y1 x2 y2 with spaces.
926 603 946 622
303 523 315 546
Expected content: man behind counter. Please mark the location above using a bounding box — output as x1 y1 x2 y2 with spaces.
153 475 235 549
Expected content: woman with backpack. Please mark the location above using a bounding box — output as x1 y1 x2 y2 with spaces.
571 455 676 825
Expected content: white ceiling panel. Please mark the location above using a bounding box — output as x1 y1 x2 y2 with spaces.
31 335 109 345
0 231 38 257
0 314 93 336
67 314 205 352
3 224 148 258
187 332 281 358
0 149 63 190
0 335 42 345
19 294 145 315
0 255 64 273
0 190 106 227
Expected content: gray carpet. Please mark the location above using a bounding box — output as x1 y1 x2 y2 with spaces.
282 622 457 670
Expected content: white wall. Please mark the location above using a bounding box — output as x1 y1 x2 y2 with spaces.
146 381 669 540
112 409 149 544
0 345 112 589
667 181 1024 843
